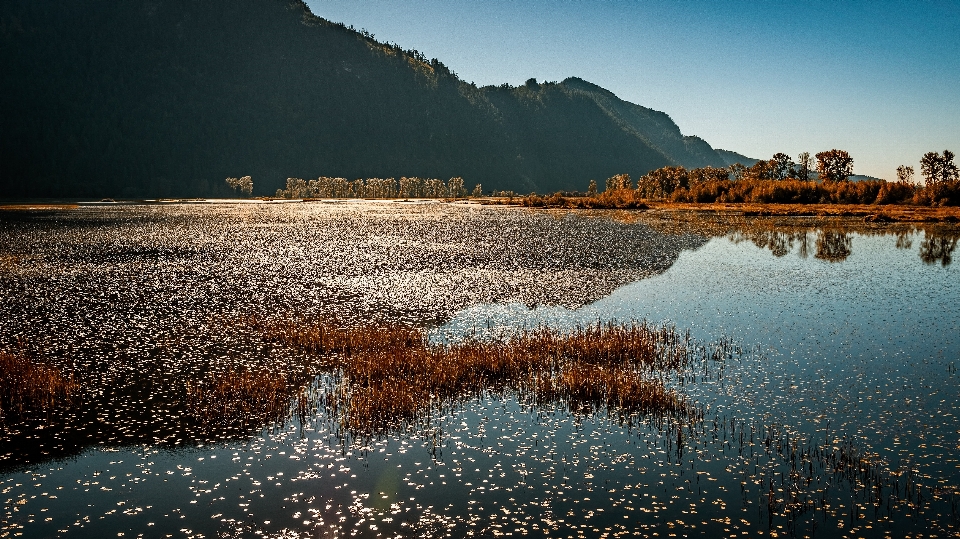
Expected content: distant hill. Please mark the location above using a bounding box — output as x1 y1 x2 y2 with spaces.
849 174 884 182
715 149 759 167
0 0 750 198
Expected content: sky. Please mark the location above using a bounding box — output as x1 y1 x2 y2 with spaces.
305 0 960 180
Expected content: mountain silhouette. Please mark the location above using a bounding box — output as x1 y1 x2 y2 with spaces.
0 0 751 198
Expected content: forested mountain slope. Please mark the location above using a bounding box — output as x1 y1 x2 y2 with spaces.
0 0 747 197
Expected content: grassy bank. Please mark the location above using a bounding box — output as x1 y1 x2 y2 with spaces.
500 196 960 222
644 201 960 222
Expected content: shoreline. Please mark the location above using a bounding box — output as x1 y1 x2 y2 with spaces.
644 201 960 222
484 198 960 222
2 198 959 223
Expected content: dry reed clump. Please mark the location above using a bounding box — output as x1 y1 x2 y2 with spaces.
0 350 80 424
519 191 649 209
185 367 291 429
256 319 698 435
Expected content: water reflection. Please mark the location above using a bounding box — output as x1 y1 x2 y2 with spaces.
895 232 913 254
441 244 959 536
639 211 960 266
814 230 852 261
919 229 959 266
1 204 959 538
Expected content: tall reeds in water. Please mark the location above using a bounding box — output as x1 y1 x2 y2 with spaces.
0 321 705 442
185 367 291 430
249 319 701 435
0 351 79 425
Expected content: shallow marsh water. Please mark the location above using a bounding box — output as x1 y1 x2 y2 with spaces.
1 201 959 538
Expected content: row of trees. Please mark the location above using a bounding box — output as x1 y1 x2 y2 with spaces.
274 176 473 199
626 150 854 200
617 149 958 205
247 149 958 207
633 149 956 196
225 176 253 196
897 150 959 186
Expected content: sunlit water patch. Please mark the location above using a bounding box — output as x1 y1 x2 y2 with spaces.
2 204 959 538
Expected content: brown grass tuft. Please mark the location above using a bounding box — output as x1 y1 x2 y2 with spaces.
256 319 700 435
185 367 291 429
0 351 80 424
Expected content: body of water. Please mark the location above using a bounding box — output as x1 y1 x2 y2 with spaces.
1 202 958 538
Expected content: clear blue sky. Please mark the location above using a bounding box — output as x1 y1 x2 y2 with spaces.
305 0 959 180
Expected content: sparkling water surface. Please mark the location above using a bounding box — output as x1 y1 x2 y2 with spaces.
2 202 958 538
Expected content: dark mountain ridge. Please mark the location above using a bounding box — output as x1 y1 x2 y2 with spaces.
0 0 748 198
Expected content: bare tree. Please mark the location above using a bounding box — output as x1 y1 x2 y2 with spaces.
896 165 914 184
225 176 253 196
795 152 812 180
447 177 466 199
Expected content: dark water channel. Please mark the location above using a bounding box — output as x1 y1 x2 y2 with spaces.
1 202 958 538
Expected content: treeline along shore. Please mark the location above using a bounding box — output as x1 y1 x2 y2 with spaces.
519 149 960 210
260 149 960 222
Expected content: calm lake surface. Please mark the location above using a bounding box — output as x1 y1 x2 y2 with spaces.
1 201 958 538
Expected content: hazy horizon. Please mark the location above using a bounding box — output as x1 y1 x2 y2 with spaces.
307 0 960 180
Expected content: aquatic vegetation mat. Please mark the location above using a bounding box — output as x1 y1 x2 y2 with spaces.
252 318 709 434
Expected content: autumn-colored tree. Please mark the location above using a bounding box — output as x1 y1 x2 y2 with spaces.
471 183 483 198
815 150 854 182
743 160 773 182
727 163 746 182
920 150 958 187
605 173 632 192
638 167 687 199
770 153 795 181
689 166 729 185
